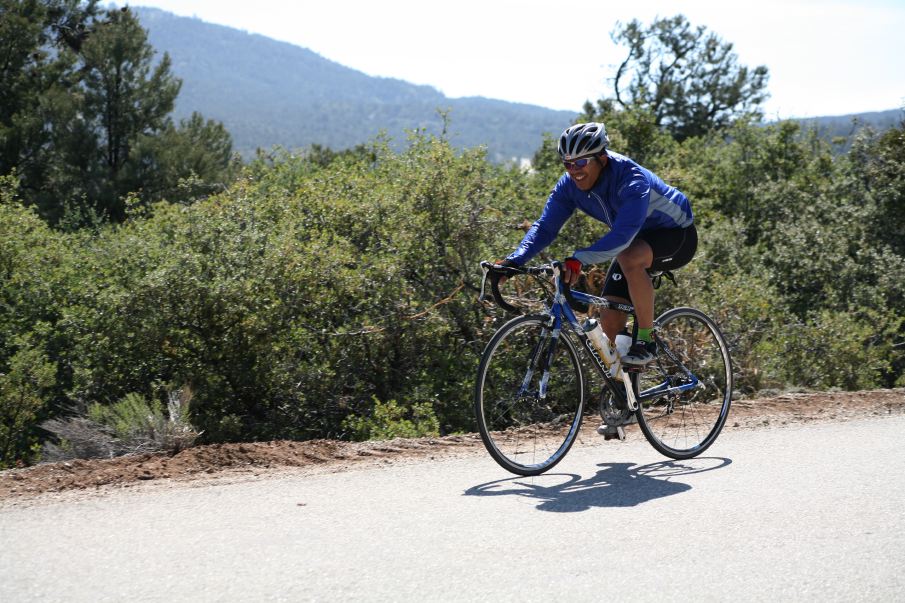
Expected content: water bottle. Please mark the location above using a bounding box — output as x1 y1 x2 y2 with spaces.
615 331 633 358
583 319 616 365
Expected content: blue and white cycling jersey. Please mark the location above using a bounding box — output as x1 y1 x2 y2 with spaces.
506 151 693 266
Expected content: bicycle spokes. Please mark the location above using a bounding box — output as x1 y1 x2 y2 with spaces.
633 307 732 459
475 315 584 476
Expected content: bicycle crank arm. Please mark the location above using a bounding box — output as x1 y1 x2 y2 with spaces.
621 371 639 411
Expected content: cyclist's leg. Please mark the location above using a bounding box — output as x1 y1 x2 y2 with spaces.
597 256 646 436
633 224 699 320
599 240 655 340
599 260 630 341
616 239 655 331
599 225 698 339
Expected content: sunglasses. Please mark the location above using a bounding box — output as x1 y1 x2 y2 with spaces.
562 157 594 170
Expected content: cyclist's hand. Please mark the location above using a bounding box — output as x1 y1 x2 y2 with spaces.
493 259 518 284
562 257 582 286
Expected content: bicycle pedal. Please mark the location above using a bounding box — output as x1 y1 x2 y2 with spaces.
599 425 626 441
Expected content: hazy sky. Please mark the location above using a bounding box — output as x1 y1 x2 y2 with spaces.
131 0 904 119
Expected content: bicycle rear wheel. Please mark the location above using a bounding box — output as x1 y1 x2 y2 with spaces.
475 314 584 476
634 307 732 459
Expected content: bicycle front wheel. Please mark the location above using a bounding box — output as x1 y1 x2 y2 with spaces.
475 314 584 476
634 307 732 459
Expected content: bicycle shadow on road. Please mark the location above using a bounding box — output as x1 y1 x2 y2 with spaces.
463 457 731 512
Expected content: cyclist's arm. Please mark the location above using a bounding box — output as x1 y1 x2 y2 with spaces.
505 177 575 266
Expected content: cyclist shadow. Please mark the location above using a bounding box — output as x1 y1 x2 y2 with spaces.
464 458 732 513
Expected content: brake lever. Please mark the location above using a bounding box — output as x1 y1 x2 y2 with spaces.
479 261 491 301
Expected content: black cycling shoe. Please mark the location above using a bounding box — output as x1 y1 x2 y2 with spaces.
622 340 656 366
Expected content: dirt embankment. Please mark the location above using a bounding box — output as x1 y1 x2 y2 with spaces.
1 389 902 501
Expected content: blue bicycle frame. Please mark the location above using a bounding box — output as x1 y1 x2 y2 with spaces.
539 263 700 407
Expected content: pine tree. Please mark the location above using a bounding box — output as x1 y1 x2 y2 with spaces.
1 3 235 226
0 0 99 220
589 15 770 141
77 6 181 221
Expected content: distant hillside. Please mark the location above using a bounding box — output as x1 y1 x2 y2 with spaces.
135 7 576 161
797 109 903 139
135 7 901 161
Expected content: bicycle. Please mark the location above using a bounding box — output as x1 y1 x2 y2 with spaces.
474 260 733 476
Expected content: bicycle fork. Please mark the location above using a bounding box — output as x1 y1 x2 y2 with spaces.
518 325 559 400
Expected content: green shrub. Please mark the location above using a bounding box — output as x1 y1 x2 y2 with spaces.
88 393 165 440
84 389 199 454
756 310 893 391
0 337 56 467
2 121 904 458
342 398 440 442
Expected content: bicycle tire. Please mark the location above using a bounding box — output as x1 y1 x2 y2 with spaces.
633 307 732 459
475 314 585 476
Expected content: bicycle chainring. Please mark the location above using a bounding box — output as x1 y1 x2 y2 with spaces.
598 391 633 427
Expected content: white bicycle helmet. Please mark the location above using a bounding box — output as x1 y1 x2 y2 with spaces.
558 122 610 160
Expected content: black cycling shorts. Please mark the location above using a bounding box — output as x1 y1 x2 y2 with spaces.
601 225 698 300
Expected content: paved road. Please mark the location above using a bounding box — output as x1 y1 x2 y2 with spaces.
2 415 904 602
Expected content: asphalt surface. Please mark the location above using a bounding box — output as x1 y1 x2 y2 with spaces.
2 415 904 602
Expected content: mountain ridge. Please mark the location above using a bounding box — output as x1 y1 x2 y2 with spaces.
136 6 577 161
134 6 902 160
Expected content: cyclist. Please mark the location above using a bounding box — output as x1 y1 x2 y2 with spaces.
497 122 697 366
